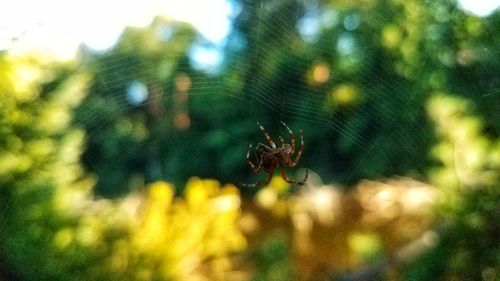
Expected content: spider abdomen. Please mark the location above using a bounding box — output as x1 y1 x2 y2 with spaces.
261 153 277 172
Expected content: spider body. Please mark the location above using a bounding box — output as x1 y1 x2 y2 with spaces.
243 122 308 187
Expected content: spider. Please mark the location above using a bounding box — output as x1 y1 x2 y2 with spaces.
243 121 308 187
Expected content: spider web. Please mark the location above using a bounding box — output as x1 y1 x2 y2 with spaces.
221 0 419 185
72 0 499 196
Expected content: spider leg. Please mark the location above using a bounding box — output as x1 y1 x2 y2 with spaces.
280 121 295 154
246 144 263 173
254 143 271 163
279 164 308 185
255 143 272 153
241 165 275 188
288 128 304 167
278 136 285 148
257 122 276 149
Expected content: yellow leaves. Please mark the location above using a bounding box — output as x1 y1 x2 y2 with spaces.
0 152 32 177
255 176 286 210
185 177 220 207
53 228 74 249
133 178 246 280
107 239 130 273
25 138 56 160
256 187 279 209
149 181 175 203
3 106 32 127
268 175 289 193
37 105 72 134
9 59 43 102
0 53 89 136
427 94 499 213
0 55 56 102
348 232 383 265
255 176 290 217
134 181 174 251
75 218 101 247
35 73 90 134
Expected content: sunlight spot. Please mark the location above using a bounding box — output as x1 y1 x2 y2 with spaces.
256 188 278 209
126 81 148 106
422 230 439 247
377 188 395 203
298 185 341 225
189 43 223 73
312 62 330 84
211 194 240 213
337 32 356 55
174 112 191 129
297 14 320 42
382 24 403 49
330 84 358 106
458 0 499 17
174 74 192 92
343 13 360 31
292 212 312 233
402 187 438 214
321 9 339 28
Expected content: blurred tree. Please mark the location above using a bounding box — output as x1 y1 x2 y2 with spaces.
0 53 104 280
76 17 198 196
0 53 246 281
403 94 499 280
75 0 498 195
1 0 498 278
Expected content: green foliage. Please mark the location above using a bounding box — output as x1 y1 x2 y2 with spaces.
404 94 499 280
76 17 198 196
0 54 246 281
76 0 499 193
251 233 294 281
0 54 100 280
1 0 498 280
